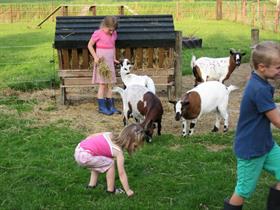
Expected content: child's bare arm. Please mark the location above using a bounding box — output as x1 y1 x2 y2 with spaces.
115 152 134 197
87 39 99 63
265 108 280 128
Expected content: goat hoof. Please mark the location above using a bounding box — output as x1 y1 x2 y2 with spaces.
211 126 219 132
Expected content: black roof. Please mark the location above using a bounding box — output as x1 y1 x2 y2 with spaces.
53 15 176 49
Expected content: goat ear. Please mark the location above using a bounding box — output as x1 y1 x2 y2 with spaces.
119 59 124 67
230 48 236 55
182 101 190 106
169 100 177 105
241 52 246 56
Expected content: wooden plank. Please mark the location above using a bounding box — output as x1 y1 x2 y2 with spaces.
158 48 165 68
125 48 131 60
82 49 89 69
59 70 92 77
174 31 182 98
71 49 79 69
147 48 153 68
61 49 70 69
57 49 63 69
116 48 121 60
135 48 143 69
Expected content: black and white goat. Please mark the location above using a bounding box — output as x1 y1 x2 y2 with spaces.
120 59 156 94
169 81 238 136
113 85 163 142
191 49 246 86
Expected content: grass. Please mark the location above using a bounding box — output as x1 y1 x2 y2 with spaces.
1 100 280 210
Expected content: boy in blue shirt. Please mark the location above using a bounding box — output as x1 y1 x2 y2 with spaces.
224 41 280 210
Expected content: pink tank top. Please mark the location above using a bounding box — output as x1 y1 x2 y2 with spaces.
80 132 116 157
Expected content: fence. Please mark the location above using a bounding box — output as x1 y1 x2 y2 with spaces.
0 2 279 33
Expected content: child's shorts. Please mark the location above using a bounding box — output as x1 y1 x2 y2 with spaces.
235 143 280 199
74 144 114 173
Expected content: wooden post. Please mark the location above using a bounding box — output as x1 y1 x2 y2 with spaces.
89 5 96 16
62 6 68 16
119 5 124 15
251 28 259 47
216 0 222 20
174 31 182 99
252 4 255 27
176 2 179 21
234 1 238 21
242 0 246 18
10 5 13 23
274 8 280 33
262 4 266 30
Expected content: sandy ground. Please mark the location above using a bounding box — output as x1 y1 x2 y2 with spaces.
2 63 267 137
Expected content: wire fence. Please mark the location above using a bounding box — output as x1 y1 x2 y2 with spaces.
0 2 279 32
0 2 279 91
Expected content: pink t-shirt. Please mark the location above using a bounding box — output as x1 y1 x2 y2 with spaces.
90 29 117 49
80 132 113 158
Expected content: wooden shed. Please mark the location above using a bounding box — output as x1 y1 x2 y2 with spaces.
53 15 182 104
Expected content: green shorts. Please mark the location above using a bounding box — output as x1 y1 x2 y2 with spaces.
235 143 280 199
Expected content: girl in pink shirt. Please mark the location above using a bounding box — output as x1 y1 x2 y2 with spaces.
74 123 147 197
88 16 120 116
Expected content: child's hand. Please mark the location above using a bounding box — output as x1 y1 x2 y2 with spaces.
126 189 134 197
94 56 100 64
114 59 120 64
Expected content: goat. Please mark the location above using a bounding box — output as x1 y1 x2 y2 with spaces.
169 81 238 136
119 59 156 94
113 85 163 142
191 49 246 86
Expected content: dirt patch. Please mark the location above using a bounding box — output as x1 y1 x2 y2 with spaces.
2 63 255 136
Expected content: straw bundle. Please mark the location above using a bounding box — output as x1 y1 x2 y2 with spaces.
97 57 112 80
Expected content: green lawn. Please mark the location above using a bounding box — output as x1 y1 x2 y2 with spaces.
0 97 279 210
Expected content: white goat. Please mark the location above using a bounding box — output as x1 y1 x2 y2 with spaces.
191 49 246 86
113 85 163 142
169 81 238 136
120 59 156 94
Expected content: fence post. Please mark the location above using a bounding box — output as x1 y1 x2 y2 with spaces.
274 8 280 33
119 5 124 15
234 1 238 21
252 4 255 27
251 28 259 47
174 31 182 99
89 5 96 16
10 5 13 23
242 0 247 18
216 0 222 20
62 6 68 16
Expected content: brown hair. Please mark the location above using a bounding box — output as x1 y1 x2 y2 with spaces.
100 16 118 30
251 41 280 70
112 123 146 155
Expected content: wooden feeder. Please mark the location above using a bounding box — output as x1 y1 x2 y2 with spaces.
53 15 182 104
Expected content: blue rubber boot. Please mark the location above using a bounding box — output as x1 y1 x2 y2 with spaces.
97 99 113 115
107 98 121 114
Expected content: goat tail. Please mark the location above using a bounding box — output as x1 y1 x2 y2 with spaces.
112 86 124 98
227 85 238 94
146 77 156 94
190 55 196 68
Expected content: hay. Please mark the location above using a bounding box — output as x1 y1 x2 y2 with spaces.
97 57 112 81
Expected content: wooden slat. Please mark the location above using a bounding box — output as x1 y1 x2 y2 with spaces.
125 48 131 60
57 49 63 69
158 48 165 68
147 48 153 68
71 49 79 69
116 48 121 60
135 48 143 69
59 70 92 77
81 49 89 69
61 49 70 69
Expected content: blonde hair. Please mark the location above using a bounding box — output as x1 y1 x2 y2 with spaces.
251 41 280 70
112 123 146 155
100 16 118 30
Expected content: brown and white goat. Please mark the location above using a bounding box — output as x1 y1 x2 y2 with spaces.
191 49 246 86
169 81 238 136
113 85 163 142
